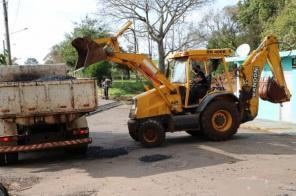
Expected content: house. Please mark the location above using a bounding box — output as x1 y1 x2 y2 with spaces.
226 50 296 123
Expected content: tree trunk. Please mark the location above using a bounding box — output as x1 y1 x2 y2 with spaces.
127 69 130 80
157 40 165 73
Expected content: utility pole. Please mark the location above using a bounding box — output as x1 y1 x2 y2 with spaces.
2 0 12 65
2 40 5 53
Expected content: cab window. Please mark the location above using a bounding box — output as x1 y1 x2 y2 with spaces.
171 60 187 84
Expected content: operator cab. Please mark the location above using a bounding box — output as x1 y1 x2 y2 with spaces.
167 49 233 109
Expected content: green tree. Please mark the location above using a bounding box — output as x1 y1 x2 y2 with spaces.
237 0 290 49
48 16 115 82
24 57 39 65
199 6 243 49
99 0 210 73
59 16 109 67
263 0 296 49
0 50 7 65
44 45 64 64
84 61 112 82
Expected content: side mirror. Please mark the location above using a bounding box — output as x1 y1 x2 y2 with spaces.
235 44 251 57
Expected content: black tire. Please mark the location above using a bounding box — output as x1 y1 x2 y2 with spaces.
0 154 5 166
0 152 18 166
129 130 139 141
0 183 8 196
138 120 165 148
185 130 203 137
201 100 239 141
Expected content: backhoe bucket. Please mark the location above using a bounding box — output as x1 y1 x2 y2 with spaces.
71 37 107 69
259 77 290 103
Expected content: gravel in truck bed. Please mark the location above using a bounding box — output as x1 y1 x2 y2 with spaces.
35 75 76 82
6 75 76 82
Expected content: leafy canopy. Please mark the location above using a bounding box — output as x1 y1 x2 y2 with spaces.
59 16 109 67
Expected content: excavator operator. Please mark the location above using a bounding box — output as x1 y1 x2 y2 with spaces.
189 62 208 104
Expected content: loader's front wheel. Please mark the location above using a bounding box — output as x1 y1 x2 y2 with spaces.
201 100 239 141
129 130 139 141
138 120 165 148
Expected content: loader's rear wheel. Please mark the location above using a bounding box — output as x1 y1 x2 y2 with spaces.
129 130 139 141
138 120 165 148
0 152 18 166
201 100 239 141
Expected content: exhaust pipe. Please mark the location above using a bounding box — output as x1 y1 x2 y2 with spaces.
71 37 107 69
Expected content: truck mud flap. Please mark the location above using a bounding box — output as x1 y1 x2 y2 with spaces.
0 138 92 153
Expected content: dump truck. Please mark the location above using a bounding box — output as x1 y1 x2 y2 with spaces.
0 64 97 165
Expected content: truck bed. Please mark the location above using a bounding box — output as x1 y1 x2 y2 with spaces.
0 79 97 118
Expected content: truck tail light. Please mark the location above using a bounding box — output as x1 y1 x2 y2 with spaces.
0 136 17 143
73 129 89 135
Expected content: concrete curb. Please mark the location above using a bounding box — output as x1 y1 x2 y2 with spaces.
240 119 296 135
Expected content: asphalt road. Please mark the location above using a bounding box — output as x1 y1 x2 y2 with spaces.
0 104 296 196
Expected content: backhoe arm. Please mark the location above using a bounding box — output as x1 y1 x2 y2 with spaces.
71 22 181 112
238 36 291 122
71 21 177 93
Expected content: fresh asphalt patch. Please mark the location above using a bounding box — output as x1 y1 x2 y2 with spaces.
86 146 128 159
139 154 172 163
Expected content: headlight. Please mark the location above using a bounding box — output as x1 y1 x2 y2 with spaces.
129 98 137 119
131 98 137 109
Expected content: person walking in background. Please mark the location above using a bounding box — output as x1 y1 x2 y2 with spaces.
103 78 112 100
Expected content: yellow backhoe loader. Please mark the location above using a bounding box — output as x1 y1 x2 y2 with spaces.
72 21 291 147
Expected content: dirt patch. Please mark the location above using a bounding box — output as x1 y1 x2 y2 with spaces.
86 146 128 159
139 154 172 163
0 175 41 194
111 96 133 104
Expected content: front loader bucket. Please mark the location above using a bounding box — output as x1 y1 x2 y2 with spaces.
71 37 107 69
259 77 290 103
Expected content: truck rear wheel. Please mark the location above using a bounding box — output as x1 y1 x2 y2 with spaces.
0 152 18 166
138 120 165 148
201 100 239 141
65 145 88 155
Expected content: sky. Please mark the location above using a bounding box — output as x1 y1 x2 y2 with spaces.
0 0 238 64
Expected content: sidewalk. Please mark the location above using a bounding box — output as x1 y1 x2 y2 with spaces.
98 97 116 105
240 119 296 135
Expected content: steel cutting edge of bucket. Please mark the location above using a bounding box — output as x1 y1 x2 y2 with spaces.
71 37 107 69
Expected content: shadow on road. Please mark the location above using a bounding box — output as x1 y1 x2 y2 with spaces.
5 129 296 179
